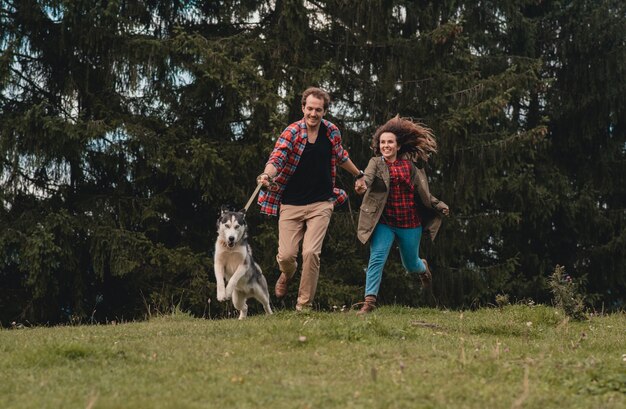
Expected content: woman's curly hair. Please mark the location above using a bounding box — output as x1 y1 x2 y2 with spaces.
371 115 437 162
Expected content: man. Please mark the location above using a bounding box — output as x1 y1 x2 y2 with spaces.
257 87 367 311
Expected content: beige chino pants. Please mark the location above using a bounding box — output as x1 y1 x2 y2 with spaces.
277 201 334 308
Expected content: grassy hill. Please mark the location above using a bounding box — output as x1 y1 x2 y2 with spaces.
1 305 624 408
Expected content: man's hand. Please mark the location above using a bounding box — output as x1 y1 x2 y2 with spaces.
256 173 271 187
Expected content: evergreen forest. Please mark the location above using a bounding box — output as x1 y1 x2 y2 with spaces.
1 0 624 324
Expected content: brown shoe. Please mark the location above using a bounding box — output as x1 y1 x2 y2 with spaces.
420 259 432 289
295 303 312 312
356 295 377 315
275 273 290 298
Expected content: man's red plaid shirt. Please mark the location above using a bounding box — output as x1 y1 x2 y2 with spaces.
258 118 350 216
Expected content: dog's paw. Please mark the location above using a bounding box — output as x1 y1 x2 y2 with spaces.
217 292 226 302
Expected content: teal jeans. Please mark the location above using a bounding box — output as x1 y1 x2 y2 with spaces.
364 223 426 297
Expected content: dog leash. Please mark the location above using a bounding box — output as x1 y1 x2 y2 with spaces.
243 182 263 213
242 178 279 213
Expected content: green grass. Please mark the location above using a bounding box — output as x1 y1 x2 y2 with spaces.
1 305 625 408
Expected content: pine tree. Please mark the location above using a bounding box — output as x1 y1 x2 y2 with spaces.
542 0 626 308
0 1 274 322
1 1 623 323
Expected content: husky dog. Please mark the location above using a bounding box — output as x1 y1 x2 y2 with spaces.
214 208 273 319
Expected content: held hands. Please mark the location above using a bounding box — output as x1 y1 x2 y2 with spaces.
355 178 367 195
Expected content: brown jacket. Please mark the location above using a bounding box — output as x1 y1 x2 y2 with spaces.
357 156 448 244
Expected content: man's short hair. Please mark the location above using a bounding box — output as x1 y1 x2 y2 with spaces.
301 87 330 110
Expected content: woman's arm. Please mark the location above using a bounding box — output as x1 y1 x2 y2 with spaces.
430 195 450 216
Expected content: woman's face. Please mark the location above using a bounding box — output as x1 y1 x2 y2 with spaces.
379 132 399 161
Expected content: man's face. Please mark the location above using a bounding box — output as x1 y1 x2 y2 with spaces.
302 95 326 129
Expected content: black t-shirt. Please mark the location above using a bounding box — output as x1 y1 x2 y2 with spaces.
282 123 333 205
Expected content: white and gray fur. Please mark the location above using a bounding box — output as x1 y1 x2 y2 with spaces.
214 208 272 319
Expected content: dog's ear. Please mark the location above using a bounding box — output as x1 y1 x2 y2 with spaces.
237 209 248 224
220 205 230 216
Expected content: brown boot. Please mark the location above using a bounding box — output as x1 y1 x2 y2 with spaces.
275 273 290 298
356 295 377 315
420 259 432 289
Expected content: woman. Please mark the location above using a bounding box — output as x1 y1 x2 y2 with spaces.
354 116 449 314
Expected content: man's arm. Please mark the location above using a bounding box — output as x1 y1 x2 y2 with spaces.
339 158 361 177
257 163 278 187
340 159 367 192
257 125 296 186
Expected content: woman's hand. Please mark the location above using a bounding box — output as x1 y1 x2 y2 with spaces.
355 179 367 195
434 199 450 216
439 202 450 216
441 206 450 216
